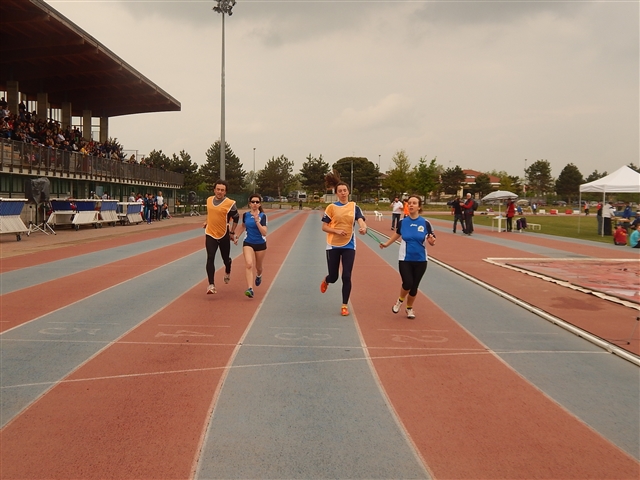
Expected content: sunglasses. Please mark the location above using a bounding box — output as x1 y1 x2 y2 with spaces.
250 200 261 204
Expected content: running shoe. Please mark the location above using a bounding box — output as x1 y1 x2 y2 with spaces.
206 284 216 295
255 275 262 287
245 288 254 298
224 273 230 284
406 308 415 319
320 279 328 293
341 305 349 316
392 298 403 314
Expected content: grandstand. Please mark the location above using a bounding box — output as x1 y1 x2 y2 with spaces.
0 0 183 204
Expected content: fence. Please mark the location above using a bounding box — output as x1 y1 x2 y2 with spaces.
0 138 184 188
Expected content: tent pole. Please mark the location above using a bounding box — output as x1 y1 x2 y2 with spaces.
578 193 582 233
602 191 606 237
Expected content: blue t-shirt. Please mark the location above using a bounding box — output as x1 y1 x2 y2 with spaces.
396 216 435 262
242 211 267 244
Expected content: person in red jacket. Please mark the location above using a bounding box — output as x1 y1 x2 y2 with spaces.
613 223 627 246
462 193 475 235
506 199 516 232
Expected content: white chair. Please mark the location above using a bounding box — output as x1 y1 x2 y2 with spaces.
373 210 383 221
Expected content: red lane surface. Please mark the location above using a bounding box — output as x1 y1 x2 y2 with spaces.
350 243 640 479
428 234 640 355
0 236 204 332
0 222 201 272
0 212 308 479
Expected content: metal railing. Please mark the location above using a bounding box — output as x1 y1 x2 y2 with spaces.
0 138 184 187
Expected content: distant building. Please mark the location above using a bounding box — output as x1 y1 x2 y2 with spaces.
458 170 501 197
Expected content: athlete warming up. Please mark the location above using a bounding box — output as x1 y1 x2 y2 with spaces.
320 171 368 316
379 195 436 318
203 180 239 294
233 194 268 298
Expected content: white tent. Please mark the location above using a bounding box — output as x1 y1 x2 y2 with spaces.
579 165 640 193
578 165 640 235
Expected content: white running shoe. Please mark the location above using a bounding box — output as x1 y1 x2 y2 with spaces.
392 299 403 314
406 308 415 319
206 284 216 295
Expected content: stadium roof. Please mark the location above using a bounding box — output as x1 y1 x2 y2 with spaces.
0 0 181 118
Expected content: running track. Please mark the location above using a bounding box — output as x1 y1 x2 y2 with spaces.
1 210 638 479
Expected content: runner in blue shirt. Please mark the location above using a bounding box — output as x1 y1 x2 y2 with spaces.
380 195 436 318
233 194 268 298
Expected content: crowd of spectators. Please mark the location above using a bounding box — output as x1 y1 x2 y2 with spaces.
0 98 157 167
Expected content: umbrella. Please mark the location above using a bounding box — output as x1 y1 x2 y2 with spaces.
481 190 518 216
481 190 518 202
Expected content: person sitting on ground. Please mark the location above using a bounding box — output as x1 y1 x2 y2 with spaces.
613 223 627 246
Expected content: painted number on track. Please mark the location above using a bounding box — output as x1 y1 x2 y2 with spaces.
391 333 448 344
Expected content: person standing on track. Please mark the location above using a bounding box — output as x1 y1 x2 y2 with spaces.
462 192 476 235
320 172 368 316
448 196 465 234
379 195 436 319
233 194 267 298
506 199 516 232
203 180 239 295
391 197 403 231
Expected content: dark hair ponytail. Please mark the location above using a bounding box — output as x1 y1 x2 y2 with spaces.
325 170 349 192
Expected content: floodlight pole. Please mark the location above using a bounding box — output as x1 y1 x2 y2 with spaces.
253 147 256 193
378 154 381 204
213 0 236 180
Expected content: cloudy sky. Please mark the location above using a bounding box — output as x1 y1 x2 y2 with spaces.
45 0 638 179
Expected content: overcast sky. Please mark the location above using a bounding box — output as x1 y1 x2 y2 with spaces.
45 0 638 179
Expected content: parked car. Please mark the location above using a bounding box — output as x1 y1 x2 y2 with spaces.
262 196 275 202
276 196 288 202
379 197 391 203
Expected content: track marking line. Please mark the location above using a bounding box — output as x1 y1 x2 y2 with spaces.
156 324 230 328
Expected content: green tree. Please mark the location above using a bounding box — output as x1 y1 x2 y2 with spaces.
498 175 513 192
382 150 412 197
167 150 201 193
333 157 379 197
473 173 493 197
508 175 523 196
411 157 440 200
440 165 466 195
146 149 171 170
256 155 294 197
526 160 554 198
585 170 607 182
555 163 584 202
200 141 246 193
300 154 330 196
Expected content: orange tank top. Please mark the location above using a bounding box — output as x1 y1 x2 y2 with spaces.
205 196 235 239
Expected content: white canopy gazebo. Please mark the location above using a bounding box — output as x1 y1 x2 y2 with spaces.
578 165 640 234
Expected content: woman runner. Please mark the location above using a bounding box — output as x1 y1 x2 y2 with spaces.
320 172 368 316
379 195 436 318
233 194 268 298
